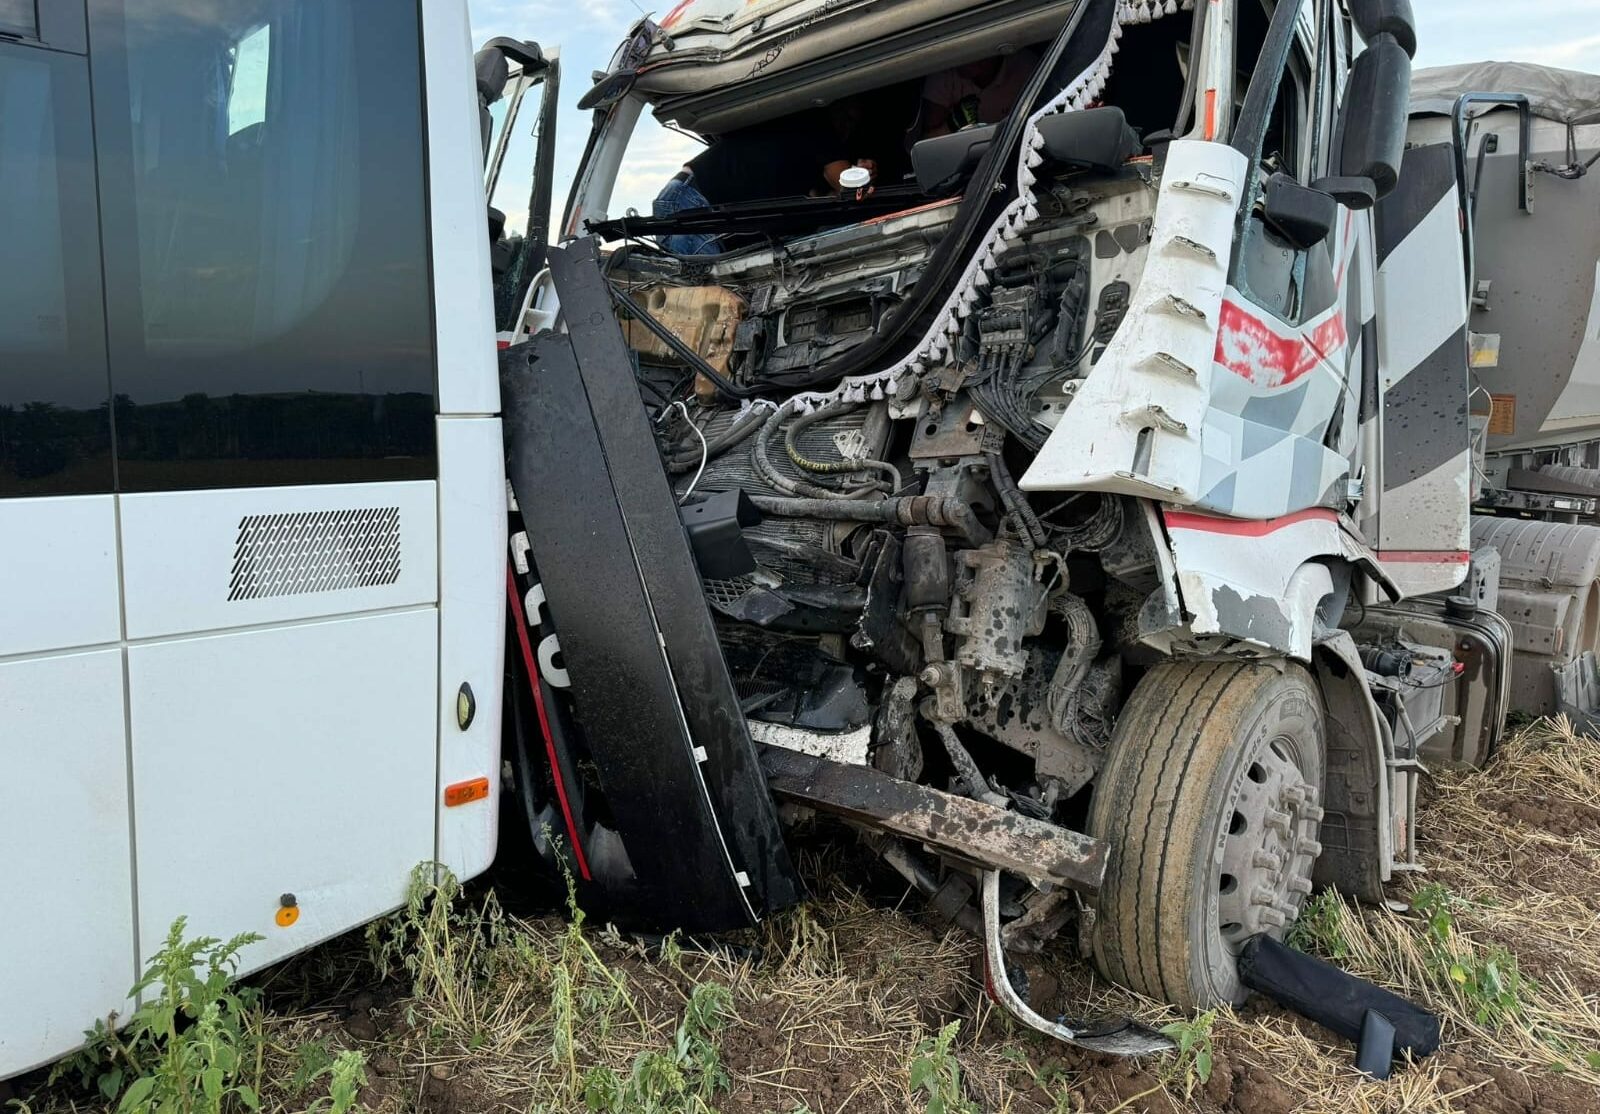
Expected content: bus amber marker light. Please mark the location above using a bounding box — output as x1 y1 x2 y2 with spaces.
444 777 491 807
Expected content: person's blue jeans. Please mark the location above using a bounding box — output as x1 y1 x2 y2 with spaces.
652 176 720 256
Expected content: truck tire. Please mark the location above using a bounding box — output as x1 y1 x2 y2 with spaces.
1089 660 1326 1010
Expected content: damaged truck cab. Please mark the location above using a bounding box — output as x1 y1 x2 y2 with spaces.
501 0 1505 1031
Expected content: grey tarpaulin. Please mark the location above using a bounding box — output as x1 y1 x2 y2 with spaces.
1412 62 1600 125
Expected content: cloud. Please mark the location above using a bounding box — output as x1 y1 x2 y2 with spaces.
610 125 705 217
1507 32 1600 71
1415 1 1600 73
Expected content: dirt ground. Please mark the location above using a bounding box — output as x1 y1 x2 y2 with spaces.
15 718 1600 1114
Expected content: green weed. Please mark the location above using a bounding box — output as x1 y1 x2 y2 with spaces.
581 982 734 1114
54 918 264 1114
312 1051 367 1114
1286 889 1350 961
1411 883 1532 1027
909 1021 978 1114
1159 1011 1216 1097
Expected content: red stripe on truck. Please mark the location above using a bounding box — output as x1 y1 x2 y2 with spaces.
507 565 593 881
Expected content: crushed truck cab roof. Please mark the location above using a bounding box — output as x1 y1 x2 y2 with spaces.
620 0 1080 131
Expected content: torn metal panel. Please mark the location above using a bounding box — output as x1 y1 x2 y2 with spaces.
758 745 1106 892
1157 507 1395 659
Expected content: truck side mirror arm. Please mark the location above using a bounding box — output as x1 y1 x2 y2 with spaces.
1262 173 1342 249
1310 175 1378 211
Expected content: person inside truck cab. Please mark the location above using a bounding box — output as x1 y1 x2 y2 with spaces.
652 99 882 255
920 48 1041 138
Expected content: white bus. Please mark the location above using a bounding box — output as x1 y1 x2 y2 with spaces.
1 0 516 1077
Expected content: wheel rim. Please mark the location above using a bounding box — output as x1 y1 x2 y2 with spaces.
1214 731 1324 950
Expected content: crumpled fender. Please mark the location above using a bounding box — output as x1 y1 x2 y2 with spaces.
1156 507 1398 660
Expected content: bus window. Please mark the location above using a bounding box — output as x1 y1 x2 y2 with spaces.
0 43 112 496
88 0 437 492
0 0 36 39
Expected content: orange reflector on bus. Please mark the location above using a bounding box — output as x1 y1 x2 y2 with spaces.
444 777 491 807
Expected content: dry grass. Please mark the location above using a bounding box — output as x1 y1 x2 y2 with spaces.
15 719 1600 1114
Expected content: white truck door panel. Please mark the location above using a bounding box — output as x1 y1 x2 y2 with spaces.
0 649 135 1077
128 609 439 973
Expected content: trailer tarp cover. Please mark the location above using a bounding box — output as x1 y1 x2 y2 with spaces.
1412 62 1600 125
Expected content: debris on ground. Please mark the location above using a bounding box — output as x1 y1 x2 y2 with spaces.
16 718 1600 1114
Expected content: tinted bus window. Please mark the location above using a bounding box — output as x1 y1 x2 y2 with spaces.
0 1 36 38
0 43 113 496
87 0 436 492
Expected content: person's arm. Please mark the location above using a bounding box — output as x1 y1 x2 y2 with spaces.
921 100 953 138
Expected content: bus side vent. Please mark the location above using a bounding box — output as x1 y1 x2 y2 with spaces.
228 507 402 601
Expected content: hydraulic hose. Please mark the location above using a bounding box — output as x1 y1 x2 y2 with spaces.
664 403 770 473
750 494 992 548
1047 592 1110 752
752 402 869 498
785 401 906 494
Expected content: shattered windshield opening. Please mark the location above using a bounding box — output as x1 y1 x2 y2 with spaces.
588 46 1054 254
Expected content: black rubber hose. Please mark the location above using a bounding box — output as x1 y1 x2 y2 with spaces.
785 402 864 475
784 401 905 493
749 494 992 547
1047 592 1104 749
752 403 864 498
1053 494 1123 552
664 405 770 473
987 451 1048 550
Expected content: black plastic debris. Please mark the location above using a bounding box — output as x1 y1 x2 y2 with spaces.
679 489 761 581
1238 935 1442 1072
1356 1008 1399 1080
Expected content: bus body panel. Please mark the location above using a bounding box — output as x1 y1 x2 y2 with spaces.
0 0 508 1079
0 649 135 1078
127 610 440 974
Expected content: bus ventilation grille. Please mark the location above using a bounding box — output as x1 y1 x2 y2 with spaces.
228 507 402 601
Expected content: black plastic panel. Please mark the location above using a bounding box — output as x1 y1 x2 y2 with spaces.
500 332 764 932
549 239 800 919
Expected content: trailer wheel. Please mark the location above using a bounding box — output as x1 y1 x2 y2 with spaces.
1088 661 1325 1009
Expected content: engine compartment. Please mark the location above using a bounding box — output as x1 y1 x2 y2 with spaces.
606 153 1163 838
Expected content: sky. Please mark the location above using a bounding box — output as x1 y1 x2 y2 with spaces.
467 0 1600 233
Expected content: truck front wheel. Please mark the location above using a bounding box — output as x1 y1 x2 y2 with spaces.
1088 660 1326 1009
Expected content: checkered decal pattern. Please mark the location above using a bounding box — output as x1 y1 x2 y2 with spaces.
228 507 402 601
